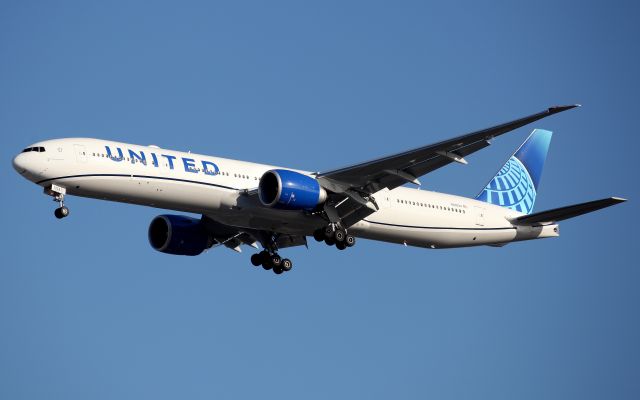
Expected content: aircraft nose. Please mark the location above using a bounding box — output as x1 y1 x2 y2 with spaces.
12 153 29 174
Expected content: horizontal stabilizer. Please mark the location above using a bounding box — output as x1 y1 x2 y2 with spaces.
511 197 626 225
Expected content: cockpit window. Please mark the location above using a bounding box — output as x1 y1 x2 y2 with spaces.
21 147 46 153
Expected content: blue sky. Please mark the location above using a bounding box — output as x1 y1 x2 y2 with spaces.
1 1 638 399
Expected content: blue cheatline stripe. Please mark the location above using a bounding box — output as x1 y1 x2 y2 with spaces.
363 219 516 231
35 173 240 191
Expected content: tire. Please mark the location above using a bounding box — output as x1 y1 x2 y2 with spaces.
60 206 69 217
273 266 283 275
54 208 63 219
281 258 293 271
313 229 324 242
345 235 356 247
324 226 334 239
334 230 345 242
250 253 262 266
262 259 273 270
271 255 282 267
325 237 335 246
336 242 347 250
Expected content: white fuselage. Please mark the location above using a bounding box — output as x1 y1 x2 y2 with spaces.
12 138 559 248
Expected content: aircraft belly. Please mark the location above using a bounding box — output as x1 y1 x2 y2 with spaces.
352 207 517 248
59 176 225 214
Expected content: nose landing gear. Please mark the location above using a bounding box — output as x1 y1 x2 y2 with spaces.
54 204 70 219
45 185 70 219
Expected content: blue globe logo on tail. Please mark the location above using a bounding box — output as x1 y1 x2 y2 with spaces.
475 156 537 213
475 129 552 214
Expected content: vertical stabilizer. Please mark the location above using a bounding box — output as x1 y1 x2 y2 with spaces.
475 129 552 214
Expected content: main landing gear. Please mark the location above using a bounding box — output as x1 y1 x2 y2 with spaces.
250 250 293 275
312 224 356 250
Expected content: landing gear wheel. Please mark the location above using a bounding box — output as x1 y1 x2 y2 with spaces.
324 226 335 239
334 229 346 242
250 253 262 266
313 229 325 242
261 251 274 270
281 258 293 272
336 242 347 250
270 254 282 267
345 234 356 247
273 266 283 275
54 206 69 219
325 237 335 246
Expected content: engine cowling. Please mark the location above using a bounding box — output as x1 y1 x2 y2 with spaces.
258 169 327 210
148 215 212 256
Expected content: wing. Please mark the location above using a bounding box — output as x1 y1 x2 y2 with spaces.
201 215 307 252
315 105 579 227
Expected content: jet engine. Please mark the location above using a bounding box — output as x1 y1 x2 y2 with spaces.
258 169 327 210
148 215 213 256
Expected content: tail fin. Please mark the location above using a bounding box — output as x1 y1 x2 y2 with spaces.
475 129 552 214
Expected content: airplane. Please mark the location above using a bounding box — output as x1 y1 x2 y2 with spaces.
12 105 626 274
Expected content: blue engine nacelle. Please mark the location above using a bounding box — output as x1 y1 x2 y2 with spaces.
258 169 328 210
148 215 213 256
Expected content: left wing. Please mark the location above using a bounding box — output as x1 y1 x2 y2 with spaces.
315 105 579 227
